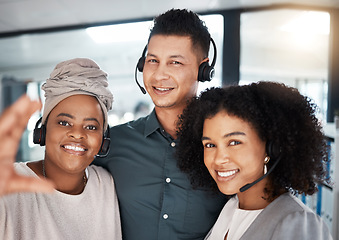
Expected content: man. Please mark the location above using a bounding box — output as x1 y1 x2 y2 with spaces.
94 9 227 240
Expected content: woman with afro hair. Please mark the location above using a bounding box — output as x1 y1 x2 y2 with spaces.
176 81 332 240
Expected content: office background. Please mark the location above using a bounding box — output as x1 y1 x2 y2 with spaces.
0 0 338 239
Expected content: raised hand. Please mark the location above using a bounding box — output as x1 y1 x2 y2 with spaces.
0 95 54 196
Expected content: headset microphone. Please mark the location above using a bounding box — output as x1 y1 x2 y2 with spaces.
135 45 147 94
239 156 281 192
135 63 146 94
239 141 282 192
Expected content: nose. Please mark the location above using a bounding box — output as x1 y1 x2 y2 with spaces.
67 126 86 140
152 63 170 81
214 147 230 165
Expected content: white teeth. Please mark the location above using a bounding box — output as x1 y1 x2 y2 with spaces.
218 170 237 177
155 87 171 91
64 145 85 152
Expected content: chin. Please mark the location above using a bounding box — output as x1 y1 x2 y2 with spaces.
217 186 238 196
155 102 176 108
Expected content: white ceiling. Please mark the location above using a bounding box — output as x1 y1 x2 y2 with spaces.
0 0 339 35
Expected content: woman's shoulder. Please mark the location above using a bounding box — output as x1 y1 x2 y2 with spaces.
271 198 332 239
87 165 113 182
242 193 332 239
14 161 36 177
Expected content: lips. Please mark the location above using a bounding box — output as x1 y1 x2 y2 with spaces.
62 143 88 155
218 169 239 177
153 86 174 94
215 169 239 181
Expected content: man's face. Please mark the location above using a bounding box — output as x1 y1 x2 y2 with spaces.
142 35 202 111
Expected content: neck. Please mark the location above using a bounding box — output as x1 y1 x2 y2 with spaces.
44 160 87 195
27 160 87 195
237 178 270 210
154 106 184 139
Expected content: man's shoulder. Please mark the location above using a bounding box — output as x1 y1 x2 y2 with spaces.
111 115 148 132
109 114 153 142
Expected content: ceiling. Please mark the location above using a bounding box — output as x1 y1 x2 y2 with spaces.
1 0 339 35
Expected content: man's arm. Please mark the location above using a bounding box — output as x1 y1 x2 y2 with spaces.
0 95 54 197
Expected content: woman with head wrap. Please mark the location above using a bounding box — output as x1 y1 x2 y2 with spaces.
0 58 122 239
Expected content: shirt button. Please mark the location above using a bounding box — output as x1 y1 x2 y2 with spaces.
171 142 176 147
163 214 169 219
166 177 171 183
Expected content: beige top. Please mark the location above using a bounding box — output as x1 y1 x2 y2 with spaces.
0 162 122 240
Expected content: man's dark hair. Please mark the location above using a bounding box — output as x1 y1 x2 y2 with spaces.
149 9 211 59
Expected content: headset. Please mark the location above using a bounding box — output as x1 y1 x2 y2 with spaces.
239 140 282 192
135 37 217 94
265 140 281 161
33 117 111 157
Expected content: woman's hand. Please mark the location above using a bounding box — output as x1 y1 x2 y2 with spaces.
0 95 54 197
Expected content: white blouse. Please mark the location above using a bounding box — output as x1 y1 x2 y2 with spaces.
205 196 263 240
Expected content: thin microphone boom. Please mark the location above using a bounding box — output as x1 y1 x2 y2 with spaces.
239 156 281 192
135 65 146 94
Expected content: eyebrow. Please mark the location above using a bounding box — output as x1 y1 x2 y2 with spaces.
57 113 74 119
169 54 185 59
56 113 100 124
147 53 185 60
84 117 100 124
201 131 246 141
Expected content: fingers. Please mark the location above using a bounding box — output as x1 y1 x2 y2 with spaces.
0 95 47 197
0 95 41 135
7 174 55 194
0 160 12 195
0 159 55 196
0 95 41 159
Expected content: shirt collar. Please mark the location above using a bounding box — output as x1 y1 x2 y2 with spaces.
144 108 162 137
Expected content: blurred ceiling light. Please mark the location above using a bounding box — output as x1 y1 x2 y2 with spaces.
87 14 222 44
281 11 330 35
86 21 152 43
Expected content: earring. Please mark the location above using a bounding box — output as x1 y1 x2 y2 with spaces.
264 156 270 175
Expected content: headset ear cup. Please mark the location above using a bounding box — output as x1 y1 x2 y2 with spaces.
137 57 145 72
266 141 281 160
99 138 110 156
33 118 46 146
197 38 217 82
198 62 209 82
207 66 215 80
40 125 46 146
33 128 42 145
198 62 215 82
33 126 46 146
97 127 111 157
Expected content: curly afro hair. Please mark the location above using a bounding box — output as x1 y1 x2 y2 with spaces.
176 81 330 200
